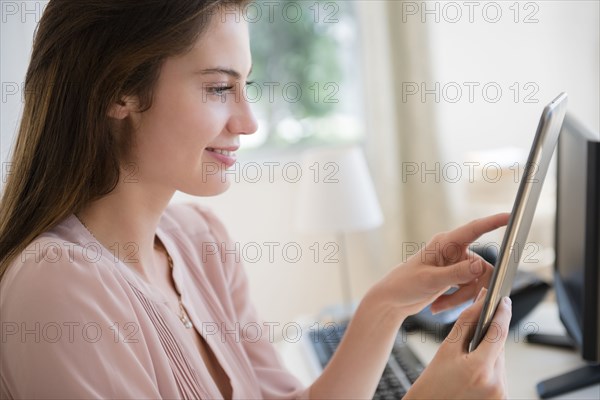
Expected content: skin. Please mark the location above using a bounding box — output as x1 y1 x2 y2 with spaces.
77 7 513 400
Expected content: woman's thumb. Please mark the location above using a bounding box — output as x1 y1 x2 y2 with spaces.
442 287 487 351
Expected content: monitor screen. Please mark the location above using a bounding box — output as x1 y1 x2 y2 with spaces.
555 113 600 362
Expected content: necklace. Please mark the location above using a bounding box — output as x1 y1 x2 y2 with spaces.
74 212 194 329
163 247 194 329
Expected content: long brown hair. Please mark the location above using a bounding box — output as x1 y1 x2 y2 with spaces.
0 0 249 280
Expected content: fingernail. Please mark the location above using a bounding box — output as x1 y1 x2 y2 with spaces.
470 260 483 275
476 287 487 302
503 296 512 306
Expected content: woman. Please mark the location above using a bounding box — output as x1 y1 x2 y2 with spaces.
0 0 512 398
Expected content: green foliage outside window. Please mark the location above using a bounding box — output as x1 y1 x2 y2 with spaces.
245 0 363 150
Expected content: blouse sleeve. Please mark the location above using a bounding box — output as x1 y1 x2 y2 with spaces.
0 241 161 399
194 205 312 400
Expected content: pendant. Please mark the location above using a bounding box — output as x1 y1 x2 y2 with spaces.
178 301 193 329
180 316 193 329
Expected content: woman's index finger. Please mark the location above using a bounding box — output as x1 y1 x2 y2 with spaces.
449 213 511 244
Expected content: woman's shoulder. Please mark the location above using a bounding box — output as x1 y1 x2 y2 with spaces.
2 233 106 287
0 223 133 321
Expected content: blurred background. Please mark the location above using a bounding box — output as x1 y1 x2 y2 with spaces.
1 1 599 336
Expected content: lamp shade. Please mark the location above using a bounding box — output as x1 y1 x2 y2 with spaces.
294 145 384 233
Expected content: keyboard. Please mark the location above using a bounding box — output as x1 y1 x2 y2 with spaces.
308 319 425 399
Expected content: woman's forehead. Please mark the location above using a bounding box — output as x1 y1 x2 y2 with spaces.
178 10 251 72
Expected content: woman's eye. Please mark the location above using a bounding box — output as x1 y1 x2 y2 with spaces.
207 85 234 97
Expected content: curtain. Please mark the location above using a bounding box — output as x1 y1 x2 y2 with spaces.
356 0 451 271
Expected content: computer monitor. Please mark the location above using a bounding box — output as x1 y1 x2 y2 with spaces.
536 113 600 398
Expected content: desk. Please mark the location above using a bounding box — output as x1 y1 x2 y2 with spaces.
275 301 600 399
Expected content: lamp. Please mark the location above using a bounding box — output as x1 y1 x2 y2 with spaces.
293 145 384 314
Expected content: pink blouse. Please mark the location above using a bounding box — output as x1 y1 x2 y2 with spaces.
0 202 311 399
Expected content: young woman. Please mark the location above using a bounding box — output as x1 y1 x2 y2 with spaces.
0 1 512 398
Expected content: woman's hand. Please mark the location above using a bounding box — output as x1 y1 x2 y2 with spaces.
404 287 512 399
367 212 510 319
306 213 510 399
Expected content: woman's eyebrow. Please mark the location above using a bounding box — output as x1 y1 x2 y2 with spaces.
196 65 253 79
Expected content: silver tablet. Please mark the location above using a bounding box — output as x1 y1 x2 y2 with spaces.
469 92 568 352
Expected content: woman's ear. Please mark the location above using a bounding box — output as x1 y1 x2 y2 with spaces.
108 96 138 120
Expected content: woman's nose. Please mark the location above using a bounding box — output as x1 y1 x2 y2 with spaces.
228 89 258 135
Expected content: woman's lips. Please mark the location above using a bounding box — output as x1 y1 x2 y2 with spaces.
205 147 237 168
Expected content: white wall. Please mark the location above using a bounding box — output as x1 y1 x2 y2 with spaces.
1 1 49 187
426 0 599 155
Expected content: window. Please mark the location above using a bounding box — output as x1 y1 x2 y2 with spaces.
243 0 364 151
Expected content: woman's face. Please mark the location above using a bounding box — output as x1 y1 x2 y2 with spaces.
125 8 257 196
